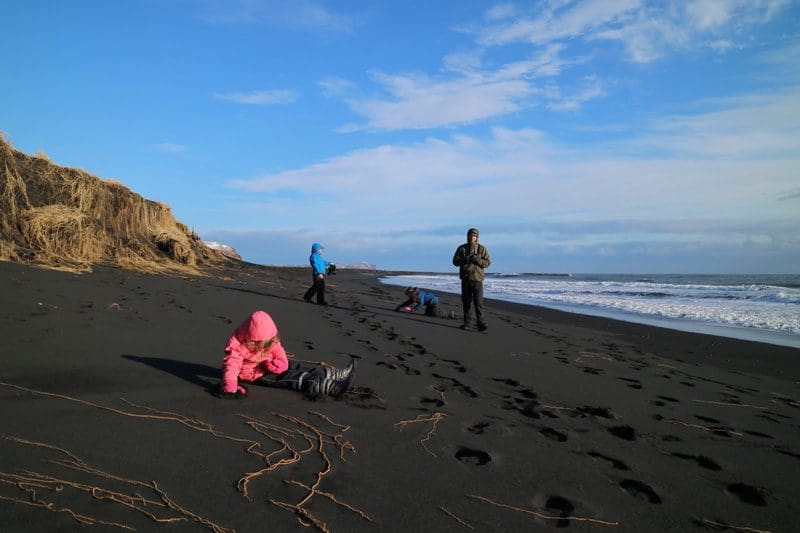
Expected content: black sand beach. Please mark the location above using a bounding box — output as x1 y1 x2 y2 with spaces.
1 260 798 532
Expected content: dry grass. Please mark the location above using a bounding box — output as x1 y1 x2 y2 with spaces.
0 238 19 262
0 136 231 273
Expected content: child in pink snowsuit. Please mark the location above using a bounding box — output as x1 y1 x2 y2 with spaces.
218 310 355 399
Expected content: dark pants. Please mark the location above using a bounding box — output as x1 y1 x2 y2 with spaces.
259 361 325 391
425 303 443 317
461 279 485 327
303 275 326 304
397 300 446 318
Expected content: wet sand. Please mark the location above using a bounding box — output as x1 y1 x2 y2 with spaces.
1 260 798 532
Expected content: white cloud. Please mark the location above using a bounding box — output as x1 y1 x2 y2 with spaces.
318 77 357 98
546 75 605 111
199 0 355 33
685 0 734 30
213 89 297 105
485 3 517 22
634 90 800 158
475 0 791 63
328 2 791 132
228 88 799 230
442 50 484 75
335 43 590 131
347 73 533 130
476 0 642 46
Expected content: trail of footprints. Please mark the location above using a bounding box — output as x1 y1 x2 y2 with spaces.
325 304 794 520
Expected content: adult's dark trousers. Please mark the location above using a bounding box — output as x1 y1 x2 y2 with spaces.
303 275 326 304
460 279 485 327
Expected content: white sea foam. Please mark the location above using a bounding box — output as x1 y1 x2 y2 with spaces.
380 274 800 348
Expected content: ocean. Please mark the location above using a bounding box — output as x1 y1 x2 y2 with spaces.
379 273 800 349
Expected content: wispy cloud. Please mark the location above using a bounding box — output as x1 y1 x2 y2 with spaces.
475 0 642 47
228 88 799 230
545 75 605 111
334 44 590 131
475 0 790 63
485 3 518 22
152 142 189 154
327 2 789 132
213 89 297 105
346 73 533 130
198 0 356 33
632 89 800 158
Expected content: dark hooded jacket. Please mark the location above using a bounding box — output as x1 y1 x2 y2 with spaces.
452 228 491 281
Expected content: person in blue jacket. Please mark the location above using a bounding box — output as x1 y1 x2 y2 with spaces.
395 287 450 318
303 242 333 305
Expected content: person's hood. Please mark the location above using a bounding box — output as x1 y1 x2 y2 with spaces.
234 310 278 342
467 228 479 241
311 242 324 253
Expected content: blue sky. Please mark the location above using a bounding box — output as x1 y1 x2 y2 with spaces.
3 0 799 273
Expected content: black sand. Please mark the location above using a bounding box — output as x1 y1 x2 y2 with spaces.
1 260 798 532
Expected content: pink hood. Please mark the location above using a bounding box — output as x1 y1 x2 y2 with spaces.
233 310 277 342
221 310 288 393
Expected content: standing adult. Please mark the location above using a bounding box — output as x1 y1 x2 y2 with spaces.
303 242 332 305
452 228 491 331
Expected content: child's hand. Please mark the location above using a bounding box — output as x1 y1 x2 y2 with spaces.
217 385 247 399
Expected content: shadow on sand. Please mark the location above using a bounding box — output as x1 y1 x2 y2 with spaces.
122 354 220 395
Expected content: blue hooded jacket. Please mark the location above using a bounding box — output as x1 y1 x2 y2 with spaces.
413 289 439 310
309 242 331 275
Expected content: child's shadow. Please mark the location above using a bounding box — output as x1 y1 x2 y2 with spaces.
122 354 219 396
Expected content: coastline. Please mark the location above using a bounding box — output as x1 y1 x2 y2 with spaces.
378 272 800 350
1 261 798 532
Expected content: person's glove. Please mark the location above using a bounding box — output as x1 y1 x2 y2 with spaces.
217 385 247 399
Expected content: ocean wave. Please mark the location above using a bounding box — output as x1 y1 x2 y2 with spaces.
379 274 800 339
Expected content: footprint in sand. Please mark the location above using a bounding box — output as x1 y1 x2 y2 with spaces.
492 378 521 386
619 479 661 504
775 448 800 460
468 422 491 434
618 377 642 389
432 374 478 398
727 483 767 506
455 447 491 466
694 414 720 423
574 406 614 419
757 412 786 423
672 453 722 471
540 427 567 442
657 395 680 403
587 451 630 470
744 430 774 439
545 496 575 527
607 425 636 441
401 364 421 376
440 358 466 372
420 397 445 407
